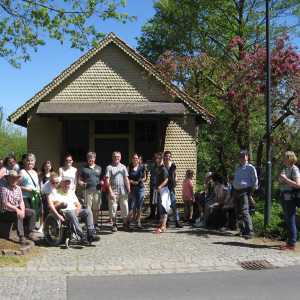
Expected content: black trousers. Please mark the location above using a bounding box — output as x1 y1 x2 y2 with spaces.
0 209 36 237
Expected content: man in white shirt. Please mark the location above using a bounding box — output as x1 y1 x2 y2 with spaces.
106 151 130 232
48 176 99 244
233 150 258 239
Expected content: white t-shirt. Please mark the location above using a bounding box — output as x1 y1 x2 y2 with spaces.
59 167 77 190
41 181 54 195
48 188 78 211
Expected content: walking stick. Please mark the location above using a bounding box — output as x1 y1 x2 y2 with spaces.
100 199 103 230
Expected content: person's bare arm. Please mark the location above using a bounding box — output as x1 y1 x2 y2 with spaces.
19 171 34 193
158 178 168 191
279 174 300 189
75 200 81 216
125 176 131 193
19 194 25 218
20 186 33 193
143 170 148 183
106 176 116 198
5 202 24 218
48 196 64 222
77 170 86 187
142 167 147 183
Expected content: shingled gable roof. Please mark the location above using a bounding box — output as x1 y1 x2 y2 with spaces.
9 32 214 126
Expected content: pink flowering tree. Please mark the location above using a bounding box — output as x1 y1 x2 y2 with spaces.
156 36 300 177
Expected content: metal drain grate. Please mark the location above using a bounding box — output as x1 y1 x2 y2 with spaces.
239 260 276 270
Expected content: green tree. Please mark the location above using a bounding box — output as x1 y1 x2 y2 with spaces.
137 0 300 185
137 0 300 62
0 107 26 159
0 0 134 67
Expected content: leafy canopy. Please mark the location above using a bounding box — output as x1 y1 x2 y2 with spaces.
138 0 300 62
137 0 300 183
0 0 135 67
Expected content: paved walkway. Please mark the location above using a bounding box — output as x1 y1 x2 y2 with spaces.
1 222 300 299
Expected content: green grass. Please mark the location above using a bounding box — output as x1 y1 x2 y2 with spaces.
0 256 28 267
0 238 42 268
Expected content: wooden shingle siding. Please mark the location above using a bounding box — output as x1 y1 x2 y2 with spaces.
45 44 171 104
164 116 197 203
27 113 62 169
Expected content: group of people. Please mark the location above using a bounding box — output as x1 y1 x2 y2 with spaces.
0 150 185 244
181 150 258 239
0 149 300 250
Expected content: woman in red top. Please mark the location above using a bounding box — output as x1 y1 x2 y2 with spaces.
182 169 195 223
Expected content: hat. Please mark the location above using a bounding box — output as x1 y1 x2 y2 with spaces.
5 170 21 179
61 176 72 182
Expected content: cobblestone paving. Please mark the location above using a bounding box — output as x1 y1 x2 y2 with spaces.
1 224 300 299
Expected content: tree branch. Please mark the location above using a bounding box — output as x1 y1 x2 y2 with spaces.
21 0 87 14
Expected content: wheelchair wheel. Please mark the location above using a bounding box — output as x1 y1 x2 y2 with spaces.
65 237 70 249
44 214 64 246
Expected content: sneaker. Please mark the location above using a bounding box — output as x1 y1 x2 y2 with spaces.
88 235 100 242
112 224 118 233
243 234 253 240
19 236 27 246
193 220 206 228
88 230 100 242
137 221 143 229
176 222 183 228
234 232 243 237
80 237 91 246
27 232 39 242
37 225 44 234
279 243 296 251
195 217 201 224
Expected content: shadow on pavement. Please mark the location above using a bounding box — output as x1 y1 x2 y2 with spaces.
175 228 235 237
212 241 282 249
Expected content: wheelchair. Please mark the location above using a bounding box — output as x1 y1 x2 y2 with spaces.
43 211 87 248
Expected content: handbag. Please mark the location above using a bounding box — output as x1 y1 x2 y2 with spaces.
25 170 42 218
290 167 300 201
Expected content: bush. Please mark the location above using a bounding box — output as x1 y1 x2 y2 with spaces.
0 107 26 160
252 200 286 238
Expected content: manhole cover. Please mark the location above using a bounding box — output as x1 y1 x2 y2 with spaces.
239 260 276 270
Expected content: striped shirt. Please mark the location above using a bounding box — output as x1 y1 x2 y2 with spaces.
0 181 23 212
106 163 129 195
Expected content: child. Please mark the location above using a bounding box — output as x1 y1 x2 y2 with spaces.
182 169 195 223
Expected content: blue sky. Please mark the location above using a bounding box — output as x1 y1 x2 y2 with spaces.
0 0 156 121
1 1 300 126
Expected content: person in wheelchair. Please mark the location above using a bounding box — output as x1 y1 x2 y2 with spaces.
48 176 100 245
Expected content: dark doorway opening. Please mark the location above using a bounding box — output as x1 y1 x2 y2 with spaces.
135 120 160 162
64 120 89 163
95 138 129 173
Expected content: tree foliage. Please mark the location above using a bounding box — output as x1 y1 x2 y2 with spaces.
0 107 26 159
156 37 300 178
137 0 300 62
138 0 300 186
0 0 134 67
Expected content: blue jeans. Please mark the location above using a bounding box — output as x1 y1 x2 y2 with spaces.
170 189 180 222
129 187 145 211
64 208 94 238
282 199 300 246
